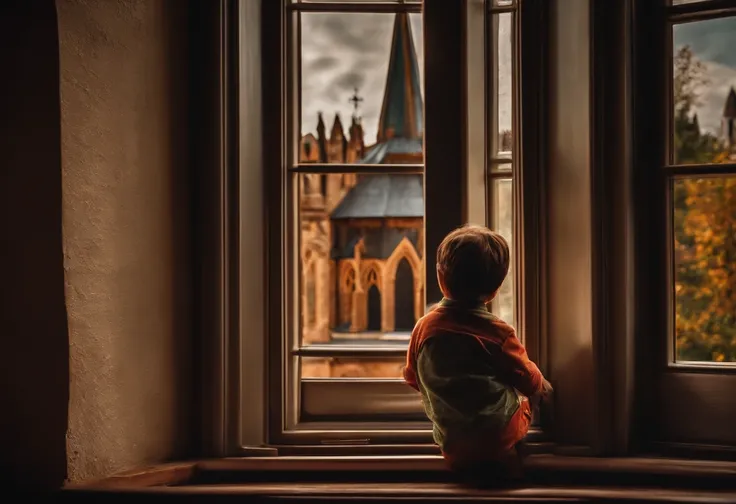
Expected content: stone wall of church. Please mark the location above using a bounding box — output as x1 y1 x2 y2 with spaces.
298 113 423 377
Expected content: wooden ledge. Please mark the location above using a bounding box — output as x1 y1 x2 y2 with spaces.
65 454 736 490
61 456 736 504
62 482 736 503
197 454 446 472
196 454 736 476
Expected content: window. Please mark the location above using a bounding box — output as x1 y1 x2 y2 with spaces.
277 0 428 444
468 0 544 365
634 0 736 454
487 1 518 328
266 0 538 446
669 14 736 363
201 0 734 460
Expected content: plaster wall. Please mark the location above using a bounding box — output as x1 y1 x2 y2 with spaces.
57 0 192 482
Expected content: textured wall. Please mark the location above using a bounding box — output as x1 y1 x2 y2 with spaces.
57 0 192 482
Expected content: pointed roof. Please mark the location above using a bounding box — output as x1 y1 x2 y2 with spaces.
316 112 326 136
376 13 423 142
724 87 736 119
330 114 345 139
331 174 423 220
316 112 328 163
330 14 425 222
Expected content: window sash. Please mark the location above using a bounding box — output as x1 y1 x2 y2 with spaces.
268 0 542 445
628 0 736 456
663 2 736 370
277 0 432 444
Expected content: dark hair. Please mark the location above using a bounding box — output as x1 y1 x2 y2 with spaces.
436 224 510 302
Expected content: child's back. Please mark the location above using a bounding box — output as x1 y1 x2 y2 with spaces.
403 225 551 476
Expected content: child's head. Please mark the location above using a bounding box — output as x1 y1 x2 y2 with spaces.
436 224 510 303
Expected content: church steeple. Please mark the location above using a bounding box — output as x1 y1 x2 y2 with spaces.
723 87 736 152
724 87 736 119
376 13 423 142
316 112 328 163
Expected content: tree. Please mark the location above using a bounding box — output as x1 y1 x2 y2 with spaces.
672 45 735 362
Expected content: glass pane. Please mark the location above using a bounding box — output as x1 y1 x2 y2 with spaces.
672 17 736 165
301 356 405 379
490 12 513 157
300 12 424 164
672 0 711 4
673 176 736 363
298 173 424 346
490 177 514 327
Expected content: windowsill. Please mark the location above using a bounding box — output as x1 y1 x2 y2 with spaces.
329 331 411 342
64 454 736 500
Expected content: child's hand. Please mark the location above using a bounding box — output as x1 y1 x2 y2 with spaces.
540 378 554 398
537 379 554 429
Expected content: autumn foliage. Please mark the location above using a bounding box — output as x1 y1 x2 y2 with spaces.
672 45 736 362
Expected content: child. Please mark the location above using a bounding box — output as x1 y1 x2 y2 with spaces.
403 224 552 479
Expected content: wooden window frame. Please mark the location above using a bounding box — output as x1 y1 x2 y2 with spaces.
632 0 736 460
467 0 549 414
268 0 432 447
257 0 552 449
190 0 736 462
191 0 552 457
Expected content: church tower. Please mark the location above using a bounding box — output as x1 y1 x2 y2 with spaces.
299 11 425 377
722 86 736 154
376 12 423 143
329 12 425 336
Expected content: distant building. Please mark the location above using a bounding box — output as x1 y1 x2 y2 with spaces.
722 86 736 158
299 13 424 378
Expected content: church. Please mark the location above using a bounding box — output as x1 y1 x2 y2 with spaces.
299 13 425 377
723 86 736 160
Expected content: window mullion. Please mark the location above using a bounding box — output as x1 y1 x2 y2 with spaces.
423 0 466 305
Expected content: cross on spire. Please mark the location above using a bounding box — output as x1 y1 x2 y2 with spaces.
349 88 363 118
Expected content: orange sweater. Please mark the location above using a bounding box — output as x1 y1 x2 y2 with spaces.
403 300 543 398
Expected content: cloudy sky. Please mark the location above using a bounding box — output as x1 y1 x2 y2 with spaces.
299 12 513 146
301 13 423 145
674 16 736 136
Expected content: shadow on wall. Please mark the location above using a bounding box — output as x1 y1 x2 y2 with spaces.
0 0 70 492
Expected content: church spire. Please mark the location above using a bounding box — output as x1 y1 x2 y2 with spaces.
724 86 736 119
376 13 423 142
724 87 736 152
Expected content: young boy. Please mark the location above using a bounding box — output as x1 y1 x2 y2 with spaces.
403 224 552 477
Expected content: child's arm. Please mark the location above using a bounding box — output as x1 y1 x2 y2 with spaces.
403 322 423 391
496 329 545 398
403 364 420 391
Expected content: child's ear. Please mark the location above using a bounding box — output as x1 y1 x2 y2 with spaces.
436 266 449 298
484 289 499 305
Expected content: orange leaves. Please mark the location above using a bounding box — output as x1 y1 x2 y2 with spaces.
674 173 736 362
